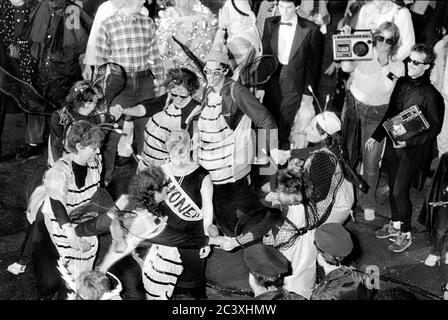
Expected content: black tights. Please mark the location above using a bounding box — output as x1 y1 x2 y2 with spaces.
431 206 448 255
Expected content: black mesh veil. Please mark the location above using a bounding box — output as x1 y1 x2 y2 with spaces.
302 148 344 229
234 147 344 251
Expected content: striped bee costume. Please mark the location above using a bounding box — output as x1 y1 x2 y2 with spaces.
141 244 184 300
140 100 201 168
197 84 254 185
39 153 102 279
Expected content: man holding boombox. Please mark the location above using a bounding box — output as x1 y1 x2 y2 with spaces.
365 44 445 253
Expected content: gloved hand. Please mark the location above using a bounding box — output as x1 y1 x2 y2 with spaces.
270 148 291 165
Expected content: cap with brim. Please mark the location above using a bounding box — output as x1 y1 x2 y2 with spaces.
315 223 353 258
243 243 289 277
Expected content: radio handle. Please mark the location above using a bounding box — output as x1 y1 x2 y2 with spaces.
337 28 372 33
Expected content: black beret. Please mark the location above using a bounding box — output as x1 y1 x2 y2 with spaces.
315 223 353 258
243 244 290 277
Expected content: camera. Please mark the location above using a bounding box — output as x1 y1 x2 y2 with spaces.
332 31 373 61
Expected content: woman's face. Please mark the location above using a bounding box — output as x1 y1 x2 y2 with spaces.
169 142 191 166
375 29 395 54
170 85 191 108
78 96 99 116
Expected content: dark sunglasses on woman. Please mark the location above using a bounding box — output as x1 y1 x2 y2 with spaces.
171 92 189 99
375 35 396 46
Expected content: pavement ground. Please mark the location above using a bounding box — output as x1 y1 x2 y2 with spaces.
0 114 446 300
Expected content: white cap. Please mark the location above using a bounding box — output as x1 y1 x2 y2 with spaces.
315 111 341 135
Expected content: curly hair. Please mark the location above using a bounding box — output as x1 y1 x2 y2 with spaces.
65 120 105 154
276 168 303 195
251 272 284 289
65 80 103 113
126 165 167 214
372 21 401 60
76 270 110 300
166 68 200 94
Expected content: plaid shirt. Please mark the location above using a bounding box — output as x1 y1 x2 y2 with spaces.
95 11 164 84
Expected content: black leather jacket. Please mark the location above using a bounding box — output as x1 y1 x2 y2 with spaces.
311 266 374 300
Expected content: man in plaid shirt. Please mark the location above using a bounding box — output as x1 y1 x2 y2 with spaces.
94 0 165 197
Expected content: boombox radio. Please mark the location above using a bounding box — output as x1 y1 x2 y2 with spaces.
332 31 373 61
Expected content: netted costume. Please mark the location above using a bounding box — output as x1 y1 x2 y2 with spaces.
235 147 344 251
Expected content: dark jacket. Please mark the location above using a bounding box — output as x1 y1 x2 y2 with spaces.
418 152 448 235
25 0 93 105
216 78 277 131
372 74 444 148
255 288 307 300
311 266 373 300
260 14 323 101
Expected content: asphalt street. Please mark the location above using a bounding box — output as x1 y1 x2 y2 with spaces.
0 114 445 300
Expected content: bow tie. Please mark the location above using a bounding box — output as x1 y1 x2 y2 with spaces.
279 22 293 26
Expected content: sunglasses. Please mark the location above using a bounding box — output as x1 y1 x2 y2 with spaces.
406 57 428 66
203 68 224 76
170 92 189 99
375 35 396 46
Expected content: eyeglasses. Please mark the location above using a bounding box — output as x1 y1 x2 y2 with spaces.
375 35 396 46
161 180 170 188
406 57 428 66
204 68 224 76
170 92 189 99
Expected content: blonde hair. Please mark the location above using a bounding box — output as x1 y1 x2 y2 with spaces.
373 21 401 60
166 130 191 157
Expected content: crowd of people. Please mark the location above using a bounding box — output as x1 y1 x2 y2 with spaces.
1 0 448 300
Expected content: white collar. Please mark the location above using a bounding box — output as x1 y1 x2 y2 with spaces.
280 14 298 26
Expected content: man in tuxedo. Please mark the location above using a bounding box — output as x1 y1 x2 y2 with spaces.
257 0 324 150
409 0 448 48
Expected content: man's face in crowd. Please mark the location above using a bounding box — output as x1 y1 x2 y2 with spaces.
125 0 145 14
204 61 227 88
407 51 430 79
372 0 390 8
111 0 127 9
278 1 296 21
